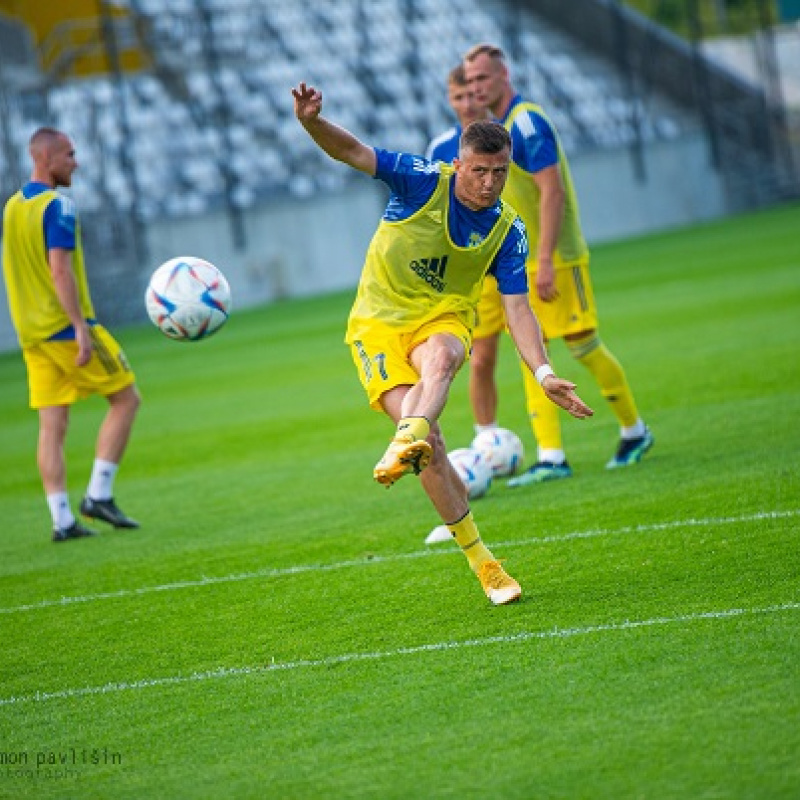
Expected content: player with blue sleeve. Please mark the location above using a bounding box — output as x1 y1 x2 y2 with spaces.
293 81 593 606
465 43 653 485
2 127 142 542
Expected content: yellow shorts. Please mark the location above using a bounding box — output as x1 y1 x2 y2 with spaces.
529 257 598 340
473 274 506 339
348 315 471 411
23 325 136 409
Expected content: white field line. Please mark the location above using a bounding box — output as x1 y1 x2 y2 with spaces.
1 601 797 707
1 509 797 617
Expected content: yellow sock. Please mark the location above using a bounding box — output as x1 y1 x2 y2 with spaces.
568 333 639 428
521 360 563 452
448 511 495 573
396 416 430 441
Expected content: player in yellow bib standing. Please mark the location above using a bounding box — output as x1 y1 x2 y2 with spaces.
2 128 142 542
293 81 594 604
464 44 654 487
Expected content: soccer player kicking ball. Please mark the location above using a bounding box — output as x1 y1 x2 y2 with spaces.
293 82 593 604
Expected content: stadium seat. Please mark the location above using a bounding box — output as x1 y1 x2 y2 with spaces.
19 0 687 220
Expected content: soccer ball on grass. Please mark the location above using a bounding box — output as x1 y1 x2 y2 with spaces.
448 447 493 500
471 427 525 477
145 256 231 341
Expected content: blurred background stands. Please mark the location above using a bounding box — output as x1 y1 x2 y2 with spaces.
0 0 797 332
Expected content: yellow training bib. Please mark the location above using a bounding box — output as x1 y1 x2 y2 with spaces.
346 165 516 343
2 189 94 347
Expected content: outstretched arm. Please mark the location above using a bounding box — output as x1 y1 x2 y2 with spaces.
292 82 376 175
502 293 594 420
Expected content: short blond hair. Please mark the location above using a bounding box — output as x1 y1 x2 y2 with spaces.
463 43 506 64
448 64 467 86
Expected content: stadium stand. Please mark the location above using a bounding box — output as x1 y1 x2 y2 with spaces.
0 0 694 222
0 0 796 340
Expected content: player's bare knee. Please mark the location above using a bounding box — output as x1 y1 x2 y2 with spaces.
39 408 69 440
129 385 142 413
471 354 496 380
110 384 141 415
427 346 462 384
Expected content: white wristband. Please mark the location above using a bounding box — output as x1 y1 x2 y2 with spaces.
535 364 555 386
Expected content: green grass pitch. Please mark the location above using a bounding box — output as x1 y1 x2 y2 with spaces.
0 201 798 799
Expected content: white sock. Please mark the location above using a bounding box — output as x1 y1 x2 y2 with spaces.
538 448 566 465
473 421 499 434
621 419 646 440
47 492 75 529
87 459 118 500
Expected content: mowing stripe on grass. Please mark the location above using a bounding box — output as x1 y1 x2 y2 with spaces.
1 601 797 707
1 509 796 616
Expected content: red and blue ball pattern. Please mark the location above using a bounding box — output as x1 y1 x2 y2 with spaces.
145 256 232 342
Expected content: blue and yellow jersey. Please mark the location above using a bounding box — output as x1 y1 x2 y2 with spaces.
425 125 462 164
501 95 588 265
2 183 94 347
346 150 527 342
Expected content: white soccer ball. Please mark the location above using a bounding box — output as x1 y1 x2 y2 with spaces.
448 447 493 500
145 256 231 341
471 428 525 477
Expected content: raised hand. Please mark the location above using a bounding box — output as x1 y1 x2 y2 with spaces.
291 82 322 124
